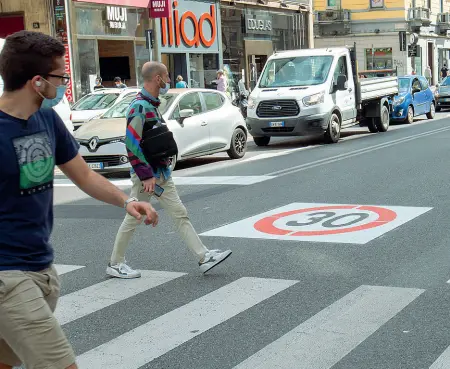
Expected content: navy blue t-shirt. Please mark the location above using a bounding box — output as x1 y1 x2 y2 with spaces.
0 108 79 271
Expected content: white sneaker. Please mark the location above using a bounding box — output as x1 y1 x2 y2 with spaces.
106 262 141 279
199 249 232 274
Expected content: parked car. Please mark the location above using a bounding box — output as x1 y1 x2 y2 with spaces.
71 88 140 130
435 77 450 111
74 88 248 173
0 37 74 134
391 75 435 124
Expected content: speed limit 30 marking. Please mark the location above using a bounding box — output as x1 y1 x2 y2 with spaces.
200 203 432 244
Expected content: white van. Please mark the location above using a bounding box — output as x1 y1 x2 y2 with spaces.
0 37 74 134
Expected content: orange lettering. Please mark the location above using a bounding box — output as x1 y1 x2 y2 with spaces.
161 17 167 46
174 1 180 46
168 12 174 45
199 5 216 48
180 11 198 47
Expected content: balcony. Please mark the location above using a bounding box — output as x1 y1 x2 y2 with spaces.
408 7 431 30
438 12 450 34
315 9 351 23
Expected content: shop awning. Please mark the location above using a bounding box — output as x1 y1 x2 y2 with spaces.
74 0 150 8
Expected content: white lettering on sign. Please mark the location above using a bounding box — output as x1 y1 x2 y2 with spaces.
247 18 272 31
200 203 432 244
152 0 166 7
106 6 127 29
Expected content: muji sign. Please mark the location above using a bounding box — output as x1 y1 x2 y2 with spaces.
149 0 170 18
158 0 219 52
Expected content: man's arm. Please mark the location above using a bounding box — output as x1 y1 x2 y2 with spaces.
58 154 158 225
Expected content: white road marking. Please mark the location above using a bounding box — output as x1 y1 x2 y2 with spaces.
55 270 186 325
76 277 298 368
429 345 450 368
54 264 85 275
54 176 275 187
233 285 424 369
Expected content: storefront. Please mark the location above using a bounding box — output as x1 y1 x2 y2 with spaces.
221 2 310 92
70 0 153 99
154 0 222 89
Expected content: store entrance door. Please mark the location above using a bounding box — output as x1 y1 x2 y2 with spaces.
248 55 267 90
161 53 187 88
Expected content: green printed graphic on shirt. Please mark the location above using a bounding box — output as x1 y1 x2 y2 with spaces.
13 132 54 195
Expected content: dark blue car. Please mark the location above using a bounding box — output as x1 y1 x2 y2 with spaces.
391 75 435 124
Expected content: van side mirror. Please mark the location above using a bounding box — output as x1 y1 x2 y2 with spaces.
336 75 347 91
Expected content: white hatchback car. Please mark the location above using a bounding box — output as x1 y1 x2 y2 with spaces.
0 37 74 134
71 88 140 130
74 88 248 172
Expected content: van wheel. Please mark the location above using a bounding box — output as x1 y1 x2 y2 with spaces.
253 136 271 146
227 128 247 159
324 113 341 144
375 104 390 132
368 119 378 133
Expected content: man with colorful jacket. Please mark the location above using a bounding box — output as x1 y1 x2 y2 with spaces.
108 61 232 278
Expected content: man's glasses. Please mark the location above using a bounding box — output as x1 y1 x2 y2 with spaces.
46 73 71 86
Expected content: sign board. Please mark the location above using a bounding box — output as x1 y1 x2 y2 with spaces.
157 0 219 53
74 0 149 7
53 0 74 102
106 6 127 29
244 13 273 34
149 0 170 18
200 203 432 244
399 31 406 52
408 44 420 57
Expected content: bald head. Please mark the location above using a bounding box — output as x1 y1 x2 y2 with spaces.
142 61 167 81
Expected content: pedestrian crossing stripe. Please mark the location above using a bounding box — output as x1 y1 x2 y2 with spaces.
18 264 445 369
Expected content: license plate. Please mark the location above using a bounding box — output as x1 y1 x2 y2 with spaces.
443 98 450 102
88 163 103 170
269 121 285 128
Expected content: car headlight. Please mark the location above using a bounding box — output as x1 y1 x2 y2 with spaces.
248 97 256 109
393 96 405 106
303 92 325 106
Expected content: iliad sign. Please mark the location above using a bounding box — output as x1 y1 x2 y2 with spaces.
160 0 217 49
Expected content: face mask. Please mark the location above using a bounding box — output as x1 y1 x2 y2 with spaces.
159 83 170 95
40 83 67 109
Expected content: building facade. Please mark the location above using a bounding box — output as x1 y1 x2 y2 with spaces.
313 0 450 85
221 0 313 91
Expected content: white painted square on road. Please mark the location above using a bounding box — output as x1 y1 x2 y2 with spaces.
200 203 432 244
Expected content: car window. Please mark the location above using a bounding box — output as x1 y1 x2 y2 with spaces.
418 76 429 89
178 93 203 115
101 97 135 119
72 93 119 111
333 56 348 83
202 92 224 111
412 79 422 91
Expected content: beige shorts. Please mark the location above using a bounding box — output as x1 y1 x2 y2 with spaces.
0 265 76 368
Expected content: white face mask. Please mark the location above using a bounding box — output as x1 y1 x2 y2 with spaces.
158 76 170 95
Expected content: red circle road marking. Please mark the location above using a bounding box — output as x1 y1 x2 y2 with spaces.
253 205 397 236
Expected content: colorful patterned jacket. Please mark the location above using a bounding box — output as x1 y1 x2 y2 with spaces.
125 88 171 181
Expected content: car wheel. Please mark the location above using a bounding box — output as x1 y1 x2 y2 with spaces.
253 136 271 146
324 112 341 144
406 106 414 124
426 102 435 119
227 128 247 159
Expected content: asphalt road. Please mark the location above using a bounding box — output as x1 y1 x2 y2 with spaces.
48 111 450 369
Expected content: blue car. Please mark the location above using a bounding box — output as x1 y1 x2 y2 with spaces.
391 75 435 124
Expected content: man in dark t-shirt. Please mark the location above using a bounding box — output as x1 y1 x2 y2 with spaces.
0 31 158 369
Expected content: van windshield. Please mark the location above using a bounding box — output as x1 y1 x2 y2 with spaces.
259 56 333 88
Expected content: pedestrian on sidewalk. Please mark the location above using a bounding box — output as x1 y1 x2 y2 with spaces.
0 31 158 369
108 61 232 279
425 65 432 85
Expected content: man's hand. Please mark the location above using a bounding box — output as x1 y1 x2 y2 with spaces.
126 201 158 226
142 177 157 193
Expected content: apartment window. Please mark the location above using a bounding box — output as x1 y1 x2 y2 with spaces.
365 48 393 70
370 0 384 8
326 0 339 9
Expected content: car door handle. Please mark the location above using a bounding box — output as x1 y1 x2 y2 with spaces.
201 121 208 126
348 88 353 92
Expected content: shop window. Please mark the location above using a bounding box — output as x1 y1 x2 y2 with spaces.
365 48 393 71
189 54 218 90
178 93 203 116
202 92 224 111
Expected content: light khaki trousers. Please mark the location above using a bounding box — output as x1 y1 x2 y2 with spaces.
111 174 208 264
